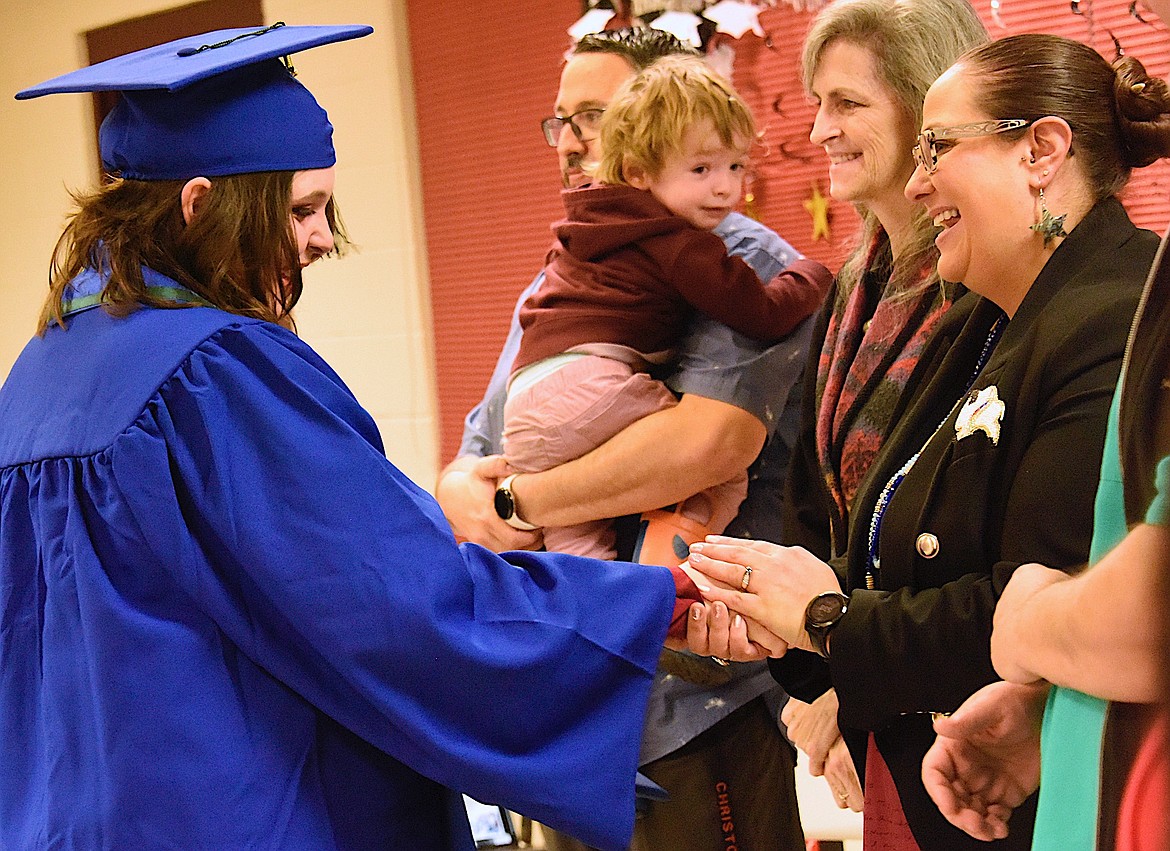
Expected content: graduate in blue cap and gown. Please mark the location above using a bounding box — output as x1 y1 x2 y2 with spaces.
0 24 710 851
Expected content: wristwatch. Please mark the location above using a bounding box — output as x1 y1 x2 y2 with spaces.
493 474 539 531
804 591 849 659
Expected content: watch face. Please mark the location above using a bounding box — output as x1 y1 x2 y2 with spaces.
494 486 514 520
807 594 847 627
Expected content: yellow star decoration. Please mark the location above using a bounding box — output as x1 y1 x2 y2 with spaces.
803 181 831 241
743 189 759 221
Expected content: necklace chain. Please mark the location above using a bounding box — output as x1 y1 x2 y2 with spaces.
865 312 1007 588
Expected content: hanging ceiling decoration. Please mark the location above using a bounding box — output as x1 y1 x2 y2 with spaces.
648 9 706 46
568 1 832 49
704 1 767 37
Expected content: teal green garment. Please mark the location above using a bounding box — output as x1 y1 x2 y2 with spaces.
1033 387 1170 849
1148 454 1170 526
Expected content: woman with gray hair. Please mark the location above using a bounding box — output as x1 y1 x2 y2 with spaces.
689 28 1170 851
691 0 988 827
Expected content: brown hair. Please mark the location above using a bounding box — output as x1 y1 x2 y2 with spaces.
801 0 988 303
959 33 1170 201
40 172 349 333
572 27 699 71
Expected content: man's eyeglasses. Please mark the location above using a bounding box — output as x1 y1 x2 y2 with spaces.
912 119 1032 174
540 109 605 147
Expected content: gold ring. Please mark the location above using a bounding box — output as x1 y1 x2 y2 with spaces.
740 566 752 591
712 657 731 667
837 790 849 802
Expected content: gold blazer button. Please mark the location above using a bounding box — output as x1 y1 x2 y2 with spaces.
916 533 940 559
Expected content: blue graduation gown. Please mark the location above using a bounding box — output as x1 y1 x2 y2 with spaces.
0 268 674 850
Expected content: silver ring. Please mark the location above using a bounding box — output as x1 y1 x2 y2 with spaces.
740 566 753 591
711 657 731 667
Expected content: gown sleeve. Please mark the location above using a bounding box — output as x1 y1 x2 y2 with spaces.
115 321 675 849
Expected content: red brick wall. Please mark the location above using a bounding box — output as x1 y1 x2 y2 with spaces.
408 1 1170 464
734 1 1170 268
406 2 578 463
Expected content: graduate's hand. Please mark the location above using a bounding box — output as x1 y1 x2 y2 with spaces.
921 681 1047 841
682 559 787 659
435 455 543 552
687 537 841 652
683 601 784 661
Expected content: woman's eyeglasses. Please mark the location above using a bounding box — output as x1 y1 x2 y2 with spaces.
912 119 1032 174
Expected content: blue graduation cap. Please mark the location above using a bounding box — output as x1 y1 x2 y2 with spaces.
15 23 373 181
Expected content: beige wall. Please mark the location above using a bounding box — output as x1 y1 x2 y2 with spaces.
0 0 441 488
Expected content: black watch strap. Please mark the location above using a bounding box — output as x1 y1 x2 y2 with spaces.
804 591 849 659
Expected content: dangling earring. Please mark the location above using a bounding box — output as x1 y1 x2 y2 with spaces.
1030 185 1068 247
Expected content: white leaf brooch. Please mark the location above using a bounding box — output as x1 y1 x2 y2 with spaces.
955 385 1005 445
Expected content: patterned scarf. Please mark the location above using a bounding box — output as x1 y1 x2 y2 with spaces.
816 231 950 525
817 231 950 850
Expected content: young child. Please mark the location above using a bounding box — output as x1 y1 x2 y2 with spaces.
502 55 831 560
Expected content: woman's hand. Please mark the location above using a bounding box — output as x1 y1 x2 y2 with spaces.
687 536 842 652
782 690 841 776
783 691 862 811
684 601 787 661
991 562 1070 683
921 681 1048 841
824 737 863 812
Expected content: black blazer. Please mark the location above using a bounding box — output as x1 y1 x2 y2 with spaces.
781 198 1155 849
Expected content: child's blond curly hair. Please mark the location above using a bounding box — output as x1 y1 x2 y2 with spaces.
594 55 756 186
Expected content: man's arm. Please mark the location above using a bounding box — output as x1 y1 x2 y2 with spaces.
510 218 810 530
435 279 766 542
447 218 809 539
436 454 542 552
511 393 765 528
